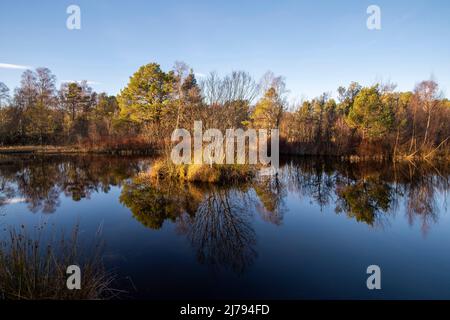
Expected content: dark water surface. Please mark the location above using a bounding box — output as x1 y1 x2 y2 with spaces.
0 155 449 299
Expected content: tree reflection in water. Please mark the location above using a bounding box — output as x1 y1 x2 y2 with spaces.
335 177 393 226
403 164 444 235
0 155 449 273
253 175 286 225
120 175 202 230
0 155 146 213
120 176 262 274
281 158 449 231
179 187 257 274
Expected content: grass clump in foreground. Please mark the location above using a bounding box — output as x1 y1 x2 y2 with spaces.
150 159 256 184
0 224 117 300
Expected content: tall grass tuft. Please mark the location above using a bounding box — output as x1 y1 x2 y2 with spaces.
0 224 118 300
149 158 256 184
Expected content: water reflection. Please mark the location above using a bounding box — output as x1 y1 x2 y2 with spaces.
0 155 146 213
335 177 393 226
0 155 449 275
120 177 261 273
282 158 448 231
254 175 286 225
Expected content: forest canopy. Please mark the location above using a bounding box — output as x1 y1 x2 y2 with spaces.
0 62 449 159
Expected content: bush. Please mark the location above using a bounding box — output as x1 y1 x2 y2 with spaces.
149 159 255 184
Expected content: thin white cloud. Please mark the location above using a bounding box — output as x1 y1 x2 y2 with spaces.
0 63 31 70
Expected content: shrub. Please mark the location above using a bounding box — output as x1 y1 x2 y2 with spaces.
149 159 255 184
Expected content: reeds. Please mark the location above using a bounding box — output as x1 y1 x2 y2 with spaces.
0 224 117 300
149 158 256 184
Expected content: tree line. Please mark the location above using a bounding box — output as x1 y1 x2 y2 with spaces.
1 62 449 159
0 68 119 146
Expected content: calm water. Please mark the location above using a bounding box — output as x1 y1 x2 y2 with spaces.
0 155 449 299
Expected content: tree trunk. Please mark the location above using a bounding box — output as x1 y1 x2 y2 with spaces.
422 110 432 149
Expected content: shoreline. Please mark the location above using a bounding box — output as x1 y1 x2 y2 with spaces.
0 145 156 156
0 145 448 163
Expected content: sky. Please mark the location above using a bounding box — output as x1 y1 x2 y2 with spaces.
1 0 449 101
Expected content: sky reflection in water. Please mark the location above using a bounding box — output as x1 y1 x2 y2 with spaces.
0 155 449 299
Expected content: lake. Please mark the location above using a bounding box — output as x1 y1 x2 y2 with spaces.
0 154 449 299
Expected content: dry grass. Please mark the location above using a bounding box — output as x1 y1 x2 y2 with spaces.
0 145 84 154
0 224 118 300
149 159 255 184
0 137 156 155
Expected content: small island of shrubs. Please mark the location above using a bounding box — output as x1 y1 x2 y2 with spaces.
149 159 257 184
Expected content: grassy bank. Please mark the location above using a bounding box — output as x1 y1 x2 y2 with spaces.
1 145 448 163
0 145 86 155
0 144 156 155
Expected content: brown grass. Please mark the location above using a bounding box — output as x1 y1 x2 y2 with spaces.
0 224 118 300
0 137 156 155
149 159 256 184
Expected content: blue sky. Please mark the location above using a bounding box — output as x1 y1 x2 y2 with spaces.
1 0 449 100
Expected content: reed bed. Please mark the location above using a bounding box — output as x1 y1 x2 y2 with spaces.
0 224 118 300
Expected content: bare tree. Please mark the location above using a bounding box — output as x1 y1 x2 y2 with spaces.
0 82 10 107
200 71 258 128
35 67 57 108
259 71 288 99
414 80 441 148
222 71 259 103
200 71 225 107
252 71 288 129
173 61 193 129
